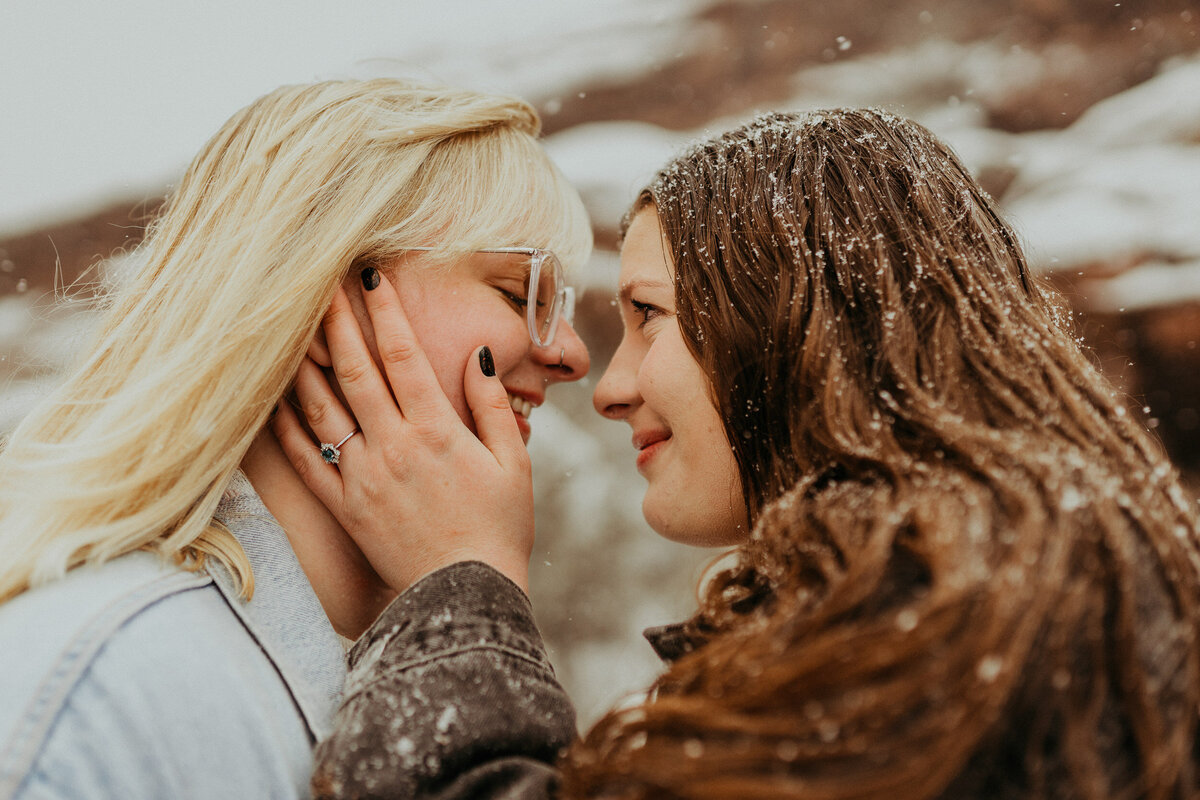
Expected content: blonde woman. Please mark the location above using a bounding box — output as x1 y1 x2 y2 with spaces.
0 79 590 799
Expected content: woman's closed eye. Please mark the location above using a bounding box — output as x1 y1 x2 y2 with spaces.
501 289 529 311
498 280 548 314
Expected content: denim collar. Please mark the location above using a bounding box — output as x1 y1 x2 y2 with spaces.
208 470 346 741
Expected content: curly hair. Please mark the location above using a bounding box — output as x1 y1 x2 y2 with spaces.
562 110 1200 799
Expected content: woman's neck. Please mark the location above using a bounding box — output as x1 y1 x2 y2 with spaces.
240 429 395 640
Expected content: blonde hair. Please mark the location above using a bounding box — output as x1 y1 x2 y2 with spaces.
0 79 591 603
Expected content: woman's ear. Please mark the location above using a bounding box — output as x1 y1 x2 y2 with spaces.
307 325 332 367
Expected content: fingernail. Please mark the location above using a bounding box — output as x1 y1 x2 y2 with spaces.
479 346 495 377
361 266 380 291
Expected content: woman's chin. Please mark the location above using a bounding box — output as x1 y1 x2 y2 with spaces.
642 498 747 548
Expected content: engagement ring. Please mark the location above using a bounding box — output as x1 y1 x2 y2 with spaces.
319 429 359 465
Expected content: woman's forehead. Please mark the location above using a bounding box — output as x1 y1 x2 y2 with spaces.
619 214 674 280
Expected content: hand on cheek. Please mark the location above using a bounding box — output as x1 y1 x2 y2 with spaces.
273 269 535 594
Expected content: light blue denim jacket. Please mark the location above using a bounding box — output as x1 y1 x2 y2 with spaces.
0 471 346 799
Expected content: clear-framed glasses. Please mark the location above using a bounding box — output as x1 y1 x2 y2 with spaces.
405 246 575 348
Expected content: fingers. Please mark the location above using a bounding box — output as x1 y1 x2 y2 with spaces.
357 267 454 422
464 346 529 471
272 400 345 507
293 355 362 444
321 286 400 439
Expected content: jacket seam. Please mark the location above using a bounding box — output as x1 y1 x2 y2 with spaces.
205 563 334 743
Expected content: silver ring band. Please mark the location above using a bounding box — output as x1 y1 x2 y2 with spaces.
319 429 359 465
557 348 565 369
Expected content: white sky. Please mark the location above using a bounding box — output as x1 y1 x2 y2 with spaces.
0 0 702 236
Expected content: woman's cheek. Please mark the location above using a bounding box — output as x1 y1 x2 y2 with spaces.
641 333 685 395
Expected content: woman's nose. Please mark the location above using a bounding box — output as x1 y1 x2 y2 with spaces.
538 319 590 383
592 337 638 420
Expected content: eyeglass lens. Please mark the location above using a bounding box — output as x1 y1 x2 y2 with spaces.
530 251 564 347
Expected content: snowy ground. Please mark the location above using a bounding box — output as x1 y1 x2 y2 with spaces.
550 45 1200 284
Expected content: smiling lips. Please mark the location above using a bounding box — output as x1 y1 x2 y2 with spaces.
634 429 671 469
508 393 535 419
506 393 540 442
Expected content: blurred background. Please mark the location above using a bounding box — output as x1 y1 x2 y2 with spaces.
3 0 1198 725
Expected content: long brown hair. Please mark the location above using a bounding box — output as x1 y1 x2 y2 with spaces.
562 110 1200 798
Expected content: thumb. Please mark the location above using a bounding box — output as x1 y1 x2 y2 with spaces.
464 346 527 466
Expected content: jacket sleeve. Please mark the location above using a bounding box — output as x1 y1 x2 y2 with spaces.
312 561 575 800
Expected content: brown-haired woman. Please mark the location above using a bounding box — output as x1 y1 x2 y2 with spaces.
283 108 1200 799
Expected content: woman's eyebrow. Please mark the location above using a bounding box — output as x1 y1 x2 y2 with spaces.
617 279 671 304
479 253 532 279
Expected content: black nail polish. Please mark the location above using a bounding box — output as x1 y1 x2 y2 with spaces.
479 346 495 377
360 266 380 291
